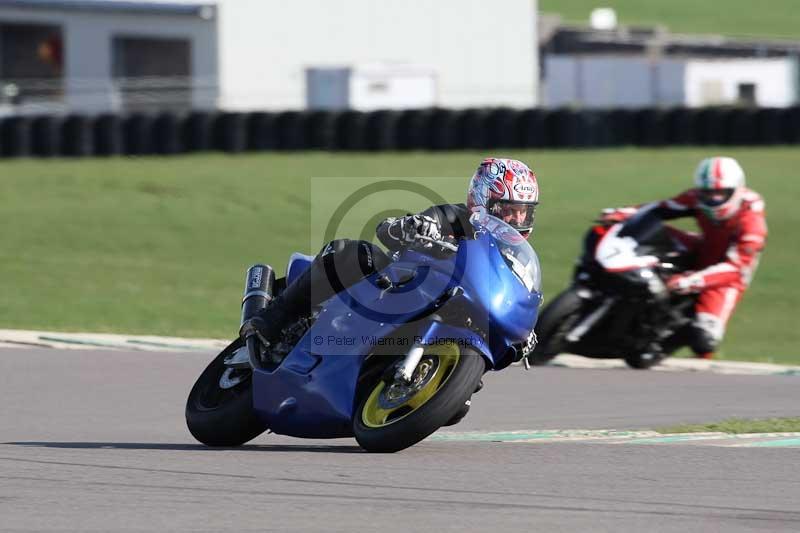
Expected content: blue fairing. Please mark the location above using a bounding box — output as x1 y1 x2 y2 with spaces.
454 232 543 360
251 265 459 438
286 252 314 286
252 221 542 439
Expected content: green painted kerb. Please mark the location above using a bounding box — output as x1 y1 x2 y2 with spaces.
429 430 800 448
626 434 724 444
738 438 800 448
429 430 654 442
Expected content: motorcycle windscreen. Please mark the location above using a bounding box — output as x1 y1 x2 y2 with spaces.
617 209 674 251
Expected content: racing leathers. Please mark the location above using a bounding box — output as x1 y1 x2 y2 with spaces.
604 188 767 357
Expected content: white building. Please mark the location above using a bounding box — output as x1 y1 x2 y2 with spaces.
543 55 799 109
0 0 539 113
539 24 800 110
685 58 799 108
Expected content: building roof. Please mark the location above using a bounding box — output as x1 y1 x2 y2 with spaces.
0 0 215 17
543 24 800 59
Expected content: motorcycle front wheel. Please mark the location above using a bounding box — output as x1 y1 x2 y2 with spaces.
185 338 268 447
528 288 584 366
353 344 485 453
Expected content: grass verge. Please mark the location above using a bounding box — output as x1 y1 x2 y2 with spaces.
1 147 798 363
539 0 800 40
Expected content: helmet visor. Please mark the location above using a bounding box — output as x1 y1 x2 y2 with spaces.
698 188 735 207
489 201 537 232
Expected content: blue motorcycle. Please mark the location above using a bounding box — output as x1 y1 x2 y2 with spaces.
186 213 542 452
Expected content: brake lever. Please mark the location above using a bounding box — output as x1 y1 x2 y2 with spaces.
416 235 459 253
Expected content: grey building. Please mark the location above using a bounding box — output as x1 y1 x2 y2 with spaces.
0 0 217 114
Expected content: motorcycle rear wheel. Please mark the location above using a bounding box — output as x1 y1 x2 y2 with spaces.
353 344 485 453
185 338 269 447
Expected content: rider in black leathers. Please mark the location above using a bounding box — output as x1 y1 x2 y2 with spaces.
240 158 539 348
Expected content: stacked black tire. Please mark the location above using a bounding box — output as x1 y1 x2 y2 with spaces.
2 106 799 158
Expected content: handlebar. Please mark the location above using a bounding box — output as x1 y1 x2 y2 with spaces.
416 235 459 253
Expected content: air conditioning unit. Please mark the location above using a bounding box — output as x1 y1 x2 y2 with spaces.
306 63 437 111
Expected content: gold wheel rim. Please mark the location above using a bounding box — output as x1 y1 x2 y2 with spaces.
361 344 460 428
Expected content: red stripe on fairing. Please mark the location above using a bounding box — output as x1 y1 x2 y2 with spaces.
712 158 723 188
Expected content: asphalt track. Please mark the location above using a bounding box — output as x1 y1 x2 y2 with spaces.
1 347 799 532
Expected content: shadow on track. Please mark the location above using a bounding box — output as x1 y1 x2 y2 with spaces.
3 441 363 453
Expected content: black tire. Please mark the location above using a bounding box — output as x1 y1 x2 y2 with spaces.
528 288 584 366
353 347 485 453
185 338 269 447
624 352 664 370
443 400 471 427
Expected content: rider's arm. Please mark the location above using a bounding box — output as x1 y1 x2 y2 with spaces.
698 196 767 289
376 204 470 251
601 190 697 223
376 216 409 251
650 190 698 221
670 196 767 293
426 204 473 241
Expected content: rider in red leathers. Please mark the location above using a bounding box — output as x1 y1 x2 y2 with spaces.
600 156 767 359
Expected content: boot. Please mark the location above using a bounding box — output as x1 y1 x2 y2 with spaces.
660 325 692 355
239 265 316 346
239 301 293 348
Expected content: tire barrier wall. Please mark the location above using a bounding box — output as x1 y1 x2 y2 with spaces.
1 106 799 158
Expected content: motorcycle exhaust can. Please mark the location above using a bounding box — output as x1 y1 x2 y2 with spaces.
241 264 275 325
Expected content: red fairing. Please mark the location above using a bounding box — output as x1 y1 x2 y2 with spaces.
592 224 610 238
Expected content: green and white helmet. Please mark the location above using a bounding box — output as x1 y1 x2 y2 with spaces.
693 156 746 220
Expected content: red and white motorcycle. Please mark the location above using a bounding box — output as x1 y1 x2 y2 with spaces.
529 209 695 369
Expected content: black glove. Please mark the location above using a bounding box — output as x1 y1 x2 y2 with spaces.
399 214 442 246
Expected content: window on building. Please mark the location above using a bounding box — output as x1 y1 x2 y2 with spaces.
737 83 757 106
0 23 63 105
112 36 192 111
